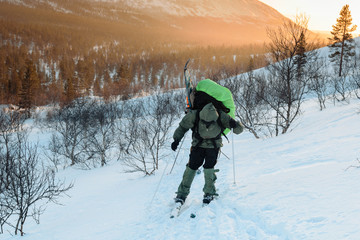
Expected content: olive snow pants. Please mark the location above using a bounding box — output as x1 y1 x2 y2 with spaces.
176 147 219 199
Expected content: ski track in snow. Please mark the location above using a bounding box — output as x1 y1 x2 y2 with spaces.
139 153 292 240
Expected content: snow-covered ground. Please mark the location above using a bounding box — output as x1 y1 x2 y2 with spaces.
3 94 360 240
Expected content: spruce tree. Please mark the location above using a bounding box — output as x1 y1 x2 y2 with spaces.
64 77 76 104
18 59 38 117
295 31 307 81
328 4 357 76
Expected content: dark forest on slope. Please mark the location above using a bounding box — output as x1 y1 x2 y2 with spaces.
0 1 324 107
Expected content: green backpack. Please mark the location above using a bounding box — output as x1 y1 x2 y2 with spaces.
195 79 235 135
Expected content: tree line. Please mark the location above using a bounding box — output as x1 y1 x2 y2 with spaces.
0 34 267 108
226 8 359 138
0 4 269 109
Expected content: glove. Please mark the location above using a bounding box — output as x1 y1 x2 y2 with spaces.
171 140 180 151
229 119 237 128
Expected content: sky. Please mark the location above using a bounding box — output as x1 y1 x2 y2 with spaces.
259 0 360 35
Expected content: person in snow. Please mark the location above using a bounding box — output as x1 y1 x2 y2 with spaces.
171 90 243 204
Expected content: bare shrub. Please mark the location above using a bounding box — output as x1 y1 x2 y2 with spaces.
85 101 118 167
0 111 73 236
119 91 182 175
308 59 332 110
46 99 97 168
225 73 274 138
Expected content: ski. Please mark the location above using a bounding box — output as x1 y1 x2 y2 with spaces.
170 202 183 218
184 58 193 111
190 203 209 218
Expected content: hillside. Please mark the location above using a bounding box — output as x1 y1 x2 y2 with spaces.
2 0 287 106
3 86 360 240
0 0 287 45
1 0 330 107
1 36 360 238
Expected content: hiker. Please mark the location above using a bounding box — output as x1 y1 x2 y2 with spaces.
171 90 243 205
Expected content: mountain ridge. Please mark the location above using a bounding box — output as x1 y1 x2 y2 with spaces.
1 0 289 44
117 0 286 23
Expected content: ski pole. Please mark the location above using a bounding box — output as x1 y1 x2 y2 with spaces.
150 133 186 206
232 129 236 185
220 149 230 160
169 133 186 174
150 157 170 207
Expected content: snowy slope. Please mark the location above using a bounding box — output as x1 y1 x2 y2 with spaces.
118 0 285 23
0 0 289 44
1 0 285 22
3 93 360 240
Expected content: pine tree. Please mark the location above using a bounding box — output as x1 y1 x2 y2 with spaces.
18 59 38 117
64 77 76 104
295 31 307 81
328 4 357 76
115 62 131 96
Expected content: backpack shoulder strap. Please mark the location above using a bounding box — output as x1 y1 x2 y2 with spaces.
192 110 203 148
217 112 229 143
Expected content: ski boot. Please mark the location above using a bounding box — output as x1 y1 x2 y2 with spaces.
203 194 215 204
174 195 186 205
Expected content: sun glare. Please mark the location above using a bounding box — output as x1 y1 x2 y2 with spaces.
259 0 360 35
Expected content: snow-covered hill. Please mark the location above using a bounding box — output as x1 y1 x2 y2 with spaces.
3 90 360 239
1 0 285 23
0 0 288 44
117 0 285 24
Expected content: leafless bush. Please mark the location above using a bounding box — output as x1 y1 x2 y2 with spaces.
350 62 360 99
148 93 181 169
46 99 98 168
0 111 23 233
85 101 118 167
0 111 73 236
121 116 156 175
0 154 15 233
331 74 352 103
308 59 332 110
262 14 323 135
345 158 360 171
119 91 182 175
225 73 274 138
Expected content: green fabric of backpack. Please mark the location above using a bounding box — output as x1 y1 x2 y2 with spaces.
195 79 235 135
